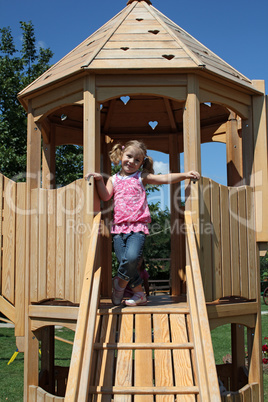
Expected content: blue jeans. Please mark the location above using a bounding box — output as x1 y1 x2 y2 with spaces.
113 232 146 289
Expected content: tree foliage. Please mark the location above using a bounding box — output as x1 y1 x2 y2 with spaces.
0 22 53 179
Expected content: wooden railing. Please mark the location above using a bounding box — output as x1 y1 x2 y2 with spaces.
196 177 257 302
185 211 221 401
65 212 101 402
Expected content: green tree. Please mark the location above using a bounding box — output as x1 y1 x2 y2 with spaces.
0 22 53 179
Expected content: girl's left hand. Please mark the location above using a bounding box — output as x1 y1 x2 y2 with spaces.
187 171 200 180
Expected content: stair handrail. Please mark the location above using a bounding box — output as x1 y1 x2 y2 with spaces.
185 211 221 401
65 212 102 402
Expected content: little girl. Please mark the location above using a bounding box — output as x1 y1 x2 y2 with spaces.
85 140 200 307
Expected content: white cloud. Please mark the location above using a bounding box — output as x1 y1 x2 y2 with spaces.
153 161 169 175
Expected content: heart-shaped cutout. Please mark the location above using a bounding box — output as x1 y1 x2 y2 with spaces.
162 54 175 60
120 47 129 51
148 30 159 35
120 96 130 105
148 121 158 130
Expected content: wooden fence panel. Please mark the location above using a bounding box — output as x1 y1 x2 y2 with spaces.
196 179 257 302
27 179 92 304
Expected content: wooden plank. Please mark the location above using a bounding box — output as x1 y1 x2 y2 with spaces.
114 313 134 402
220 185 231 297
200 177 213 301
30 189 39 302
153 314 174 402
97 48 187 59
29 385 37 400
47 190 56 298
38 189 47 301
135 313 154 402
105 40 179 49
211 180 222 300
15 183 26 336
37 386 46 401
229 188 240 296
65 183 76 302
246 187 257 299
238 187 249 299
2 177 16 304
90 58 196 70
56 187 66 299
170 313 195 401
94 314 117 402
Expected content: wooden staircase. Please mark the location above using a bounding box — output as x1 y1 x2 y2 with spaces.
89 303 198 401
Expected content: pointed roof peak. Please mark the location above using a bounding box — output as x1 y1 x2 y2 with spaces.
127 0 152 5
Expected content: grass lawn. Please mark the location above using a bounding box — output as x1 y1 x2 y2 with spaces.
0 309 268 401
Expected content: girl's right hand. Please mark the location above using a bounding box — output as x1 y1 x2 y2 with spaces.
84 172 103 181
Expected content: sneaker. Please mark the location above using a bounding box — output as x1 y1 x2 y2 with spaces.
112 277 125 306
125 292 147 307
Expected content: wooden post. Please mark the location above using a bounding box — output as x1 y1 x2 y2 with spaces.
83 74 101 293
101 136 112 297
183 74 201 263
169 134 183 295
252 80 268 242
226 111 243 186
24 100 41 402
42 123 56 189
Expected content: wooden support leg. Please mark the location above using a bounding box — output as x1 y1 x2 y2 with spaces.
231 323 245 391
40 326 55 394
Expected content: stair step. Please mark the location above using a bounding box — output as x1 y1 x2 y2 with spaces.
88 385 199 395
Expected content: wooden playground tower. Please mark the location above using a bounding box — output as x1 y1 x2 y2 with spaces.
0 0 267 400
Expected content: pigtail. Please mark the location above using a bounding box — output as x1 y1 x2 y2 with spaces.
109 143 123 165
143 155 154 174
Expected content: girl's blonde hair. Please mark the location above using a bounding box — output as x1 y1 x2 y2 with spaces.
109 140 154 174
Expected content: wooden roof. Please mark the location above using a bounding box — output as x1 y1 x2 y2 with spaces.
19 0 252 98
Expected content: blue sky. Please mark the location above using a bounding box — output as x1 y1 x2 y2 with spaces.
1 0 267 206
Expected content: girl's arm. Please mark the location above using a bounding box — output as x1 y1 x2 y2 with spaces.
142 171 200 185
84 173 113 201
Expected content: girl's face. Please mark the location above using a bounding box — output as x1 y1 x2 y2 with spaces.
121 146 144 175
